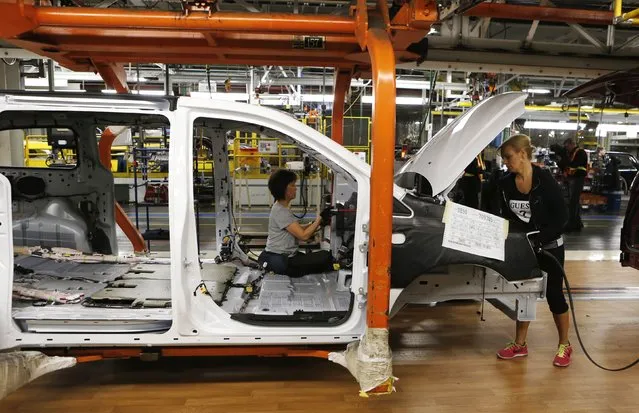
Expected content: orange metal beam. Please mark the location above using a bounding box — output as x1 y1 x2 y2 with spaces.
43 348 143 359
60 44 354 58
95 71 147 253
330 68 353 145
366 27 395 329
94 62 128 94
37 34 358 53
98 127 147 253
161 346 331 358
41 346 333 360
32 7 357 35
354 0 368 50
33 27 359 44
464 3 614 26
85 53 356 68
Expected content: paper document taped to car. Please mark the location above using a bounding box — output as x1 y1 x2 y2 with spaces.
442 201 509 261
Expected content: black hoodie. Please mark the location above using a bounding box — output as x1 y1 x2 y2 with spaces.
498 165 568 245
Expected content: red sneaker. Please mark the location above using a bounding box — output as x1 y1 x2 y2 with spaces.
497 342 528 360
553 343 572 367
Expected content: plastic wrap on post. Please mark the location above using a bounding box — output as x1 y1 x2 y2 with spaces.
0 351 76 400
328 327 395 396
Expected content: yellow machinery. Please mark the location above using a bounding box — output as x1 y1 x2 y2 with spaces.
24 116 372 178
23 135 77 168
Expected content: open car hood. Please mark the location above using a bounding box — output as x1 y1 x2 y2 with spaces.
563 68 639 107
396 92 527 195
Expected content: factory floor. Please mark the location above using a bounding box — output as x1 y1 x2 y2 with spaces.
2 201 639 413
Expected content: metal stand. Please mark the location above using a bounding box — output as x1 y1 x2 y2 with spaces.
389 266 547 321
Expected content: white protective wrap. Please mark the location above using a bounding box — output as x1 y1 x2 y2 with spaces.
0 351 76 400
328 327 395 394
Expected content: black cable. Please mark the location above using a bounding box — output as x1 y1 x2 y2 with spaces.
418 70 438 142
293 171 308 219
539 249 639 371
206 65 212 98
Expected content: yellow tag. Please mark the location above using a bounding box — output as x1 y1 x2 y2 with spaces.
333 263 340 271
359 377 396 398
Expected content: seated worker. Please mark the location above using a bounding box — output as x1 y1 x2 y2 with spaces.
258 169 333 277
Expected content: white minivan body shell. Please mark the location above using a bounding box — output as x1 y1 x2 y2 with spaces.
0 92 527 351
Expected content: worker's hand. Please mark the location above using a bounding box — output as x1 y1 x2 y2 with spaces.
320 206 333 225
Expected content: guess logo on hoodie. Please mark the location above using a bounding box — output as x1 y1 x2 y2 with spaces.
509 200 531 223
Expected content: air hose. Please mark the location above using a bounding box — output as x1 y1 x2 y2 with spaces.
539 249 639 371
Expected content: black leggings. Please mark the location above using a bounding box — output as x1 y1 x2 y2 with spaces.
258 250 334 278
538 245 569 314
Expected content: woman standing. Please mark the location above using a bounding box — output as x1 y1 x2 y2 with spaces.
495 134 572 367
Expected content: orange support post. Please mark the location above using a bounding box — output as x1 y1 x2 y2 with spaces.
99 128 147 253
95 63 146 253
331 68 353 145
95 62 129 94
365 27 395 329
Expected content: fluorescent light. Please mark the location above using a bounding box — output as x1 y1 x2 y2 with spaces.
523 88 551 95
596 124 639 138
28 73 147 83
361 96 427 105
524 121 586 130
5 95 168 110
302 94 427 104
24 78 68 88
300 94 335 102
25 88 86 93
56 72 147 82
133 90 167 96
102 89 166 96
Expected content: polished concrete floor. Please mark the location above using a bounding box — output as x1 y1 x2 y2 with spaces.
2 263 639 412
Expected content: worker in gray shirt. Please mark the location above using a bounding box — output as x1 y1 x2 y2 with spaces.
258 169 333 277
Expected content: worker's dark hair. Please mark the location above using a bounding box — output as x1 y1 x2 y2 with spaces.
564 138 575 146
268 169 297 201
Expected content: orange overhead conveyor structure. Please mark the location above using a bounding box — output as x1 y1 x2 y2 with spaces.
0 0 438 394
0 0 437 255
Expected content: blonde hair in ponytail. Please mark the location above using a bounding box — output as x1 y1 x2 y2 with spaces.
499 134 534 160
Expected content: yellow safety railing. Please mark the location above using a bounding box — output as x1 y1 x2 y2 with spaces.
24 114 372 178
615 0 639 25
321 116 372 164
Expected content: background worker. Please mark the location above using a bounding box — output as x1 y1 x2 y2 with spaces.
564 138 588 232
258 169 333 277
495 134 572 367
458 154 484 209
